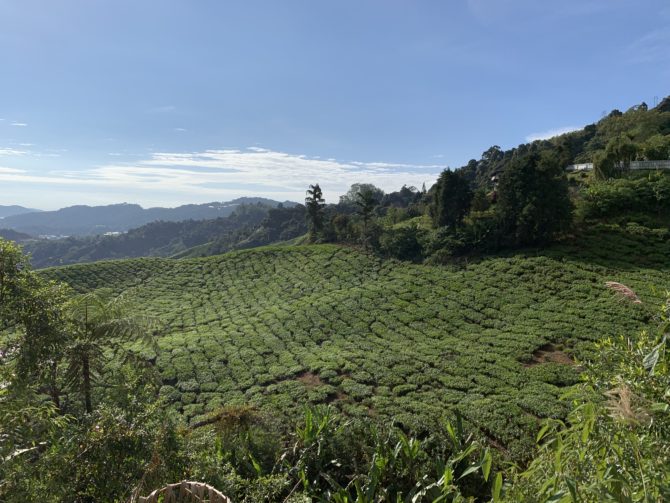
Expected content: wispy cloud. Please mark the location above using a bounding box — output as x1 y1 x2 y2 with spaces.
0 147 28 156
173 127 187 132
526 126 582 142
10 122 27 127
0 148 441 204
0 167 26 174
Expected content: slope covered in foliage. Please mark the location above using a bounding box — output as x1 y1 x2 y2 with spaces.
21 204 270 268
43 225 669 459
22 203 308 268
460 98 670 190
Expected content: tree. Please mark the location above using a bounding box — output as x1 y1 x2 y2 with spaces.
339 183 384 206
380 185 419 208
431 169 473 228
496 151 572 246
592 149 617 180
470 189 491 212
305 184 325 240
642 134 670 160
63 290 158 413
379 224 425 262
355 188 378 248
1 239 69 409
606 134 638 170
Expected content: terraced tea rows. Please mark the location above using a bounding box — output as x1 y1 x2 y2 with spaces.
45 233 669 457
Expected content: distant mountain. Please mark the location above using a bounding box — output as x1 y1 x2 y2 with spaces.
0 197 296 236
0 228 33 242
0 205 40 219
21 203 307 268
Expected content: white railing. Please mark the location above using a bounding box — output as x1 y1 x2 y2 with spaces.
566 163 593 172
566 160 670 171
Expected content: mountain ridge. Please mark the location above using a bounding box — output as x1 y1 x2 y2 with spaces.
0 197 296 236
0 205 41 219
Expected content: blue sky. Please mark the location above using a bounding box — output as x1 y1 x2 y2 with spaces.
1 0 668 209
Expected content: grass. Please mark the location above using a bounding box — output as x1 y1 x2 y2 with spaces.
42 226 669 460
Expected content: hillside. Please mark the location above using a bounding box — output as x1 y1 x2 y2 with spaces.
0 197 293 236
0 205 40 219
460 98 670 190
0 228 33 242
20 203 308 268
20 204 268 268
44 225 669 458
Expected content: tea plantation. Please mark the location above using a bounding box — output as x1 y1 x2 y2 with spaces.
43 225 670 458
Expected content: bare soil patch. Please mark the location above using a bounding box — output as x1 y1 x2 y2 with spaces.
296 371 324 388
524 343 574 367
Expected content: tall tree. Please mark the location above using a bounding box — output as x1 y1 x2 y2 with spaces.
431 170 473 228
1 238 69 409
355 188 378 248
606 134 638 170
593 150 616 180
496 151 572 246
305 184 325 240
63 290 158 413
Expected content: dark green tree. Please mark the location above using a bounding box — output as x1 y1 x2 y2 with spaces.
379 224 425 262
305 184 325 240
496 151 572 246
431 169 473 228
593 149 617 180
355 188 378 248
64 290 158 413
1 238 69 409
470 189 491 212
339 183 384 206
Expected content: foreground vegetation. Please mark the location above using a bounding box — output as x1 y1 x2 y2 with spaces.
2 230 668 500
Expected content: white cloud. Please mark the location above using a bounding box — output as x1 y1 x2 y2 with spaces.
10 122 27 127
0 167 26 174
0 147 28 156
0 148 442 204
525 126 582 142
173 127 187 132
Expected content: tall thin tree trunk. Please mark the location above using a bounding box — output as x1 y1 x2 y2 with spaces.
82 353 92 413
49 360 61 412
82 303 92 413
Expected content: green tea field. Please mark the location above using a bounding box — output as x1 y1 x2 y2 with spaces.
44 226 669 457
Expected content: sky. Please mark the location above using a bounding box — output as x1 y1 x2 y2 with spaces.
1 0 669 209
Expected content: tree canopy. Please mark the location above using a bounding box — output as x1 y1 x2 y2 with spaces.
497 151 573 246
430 169 473 228
305 184 326 239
